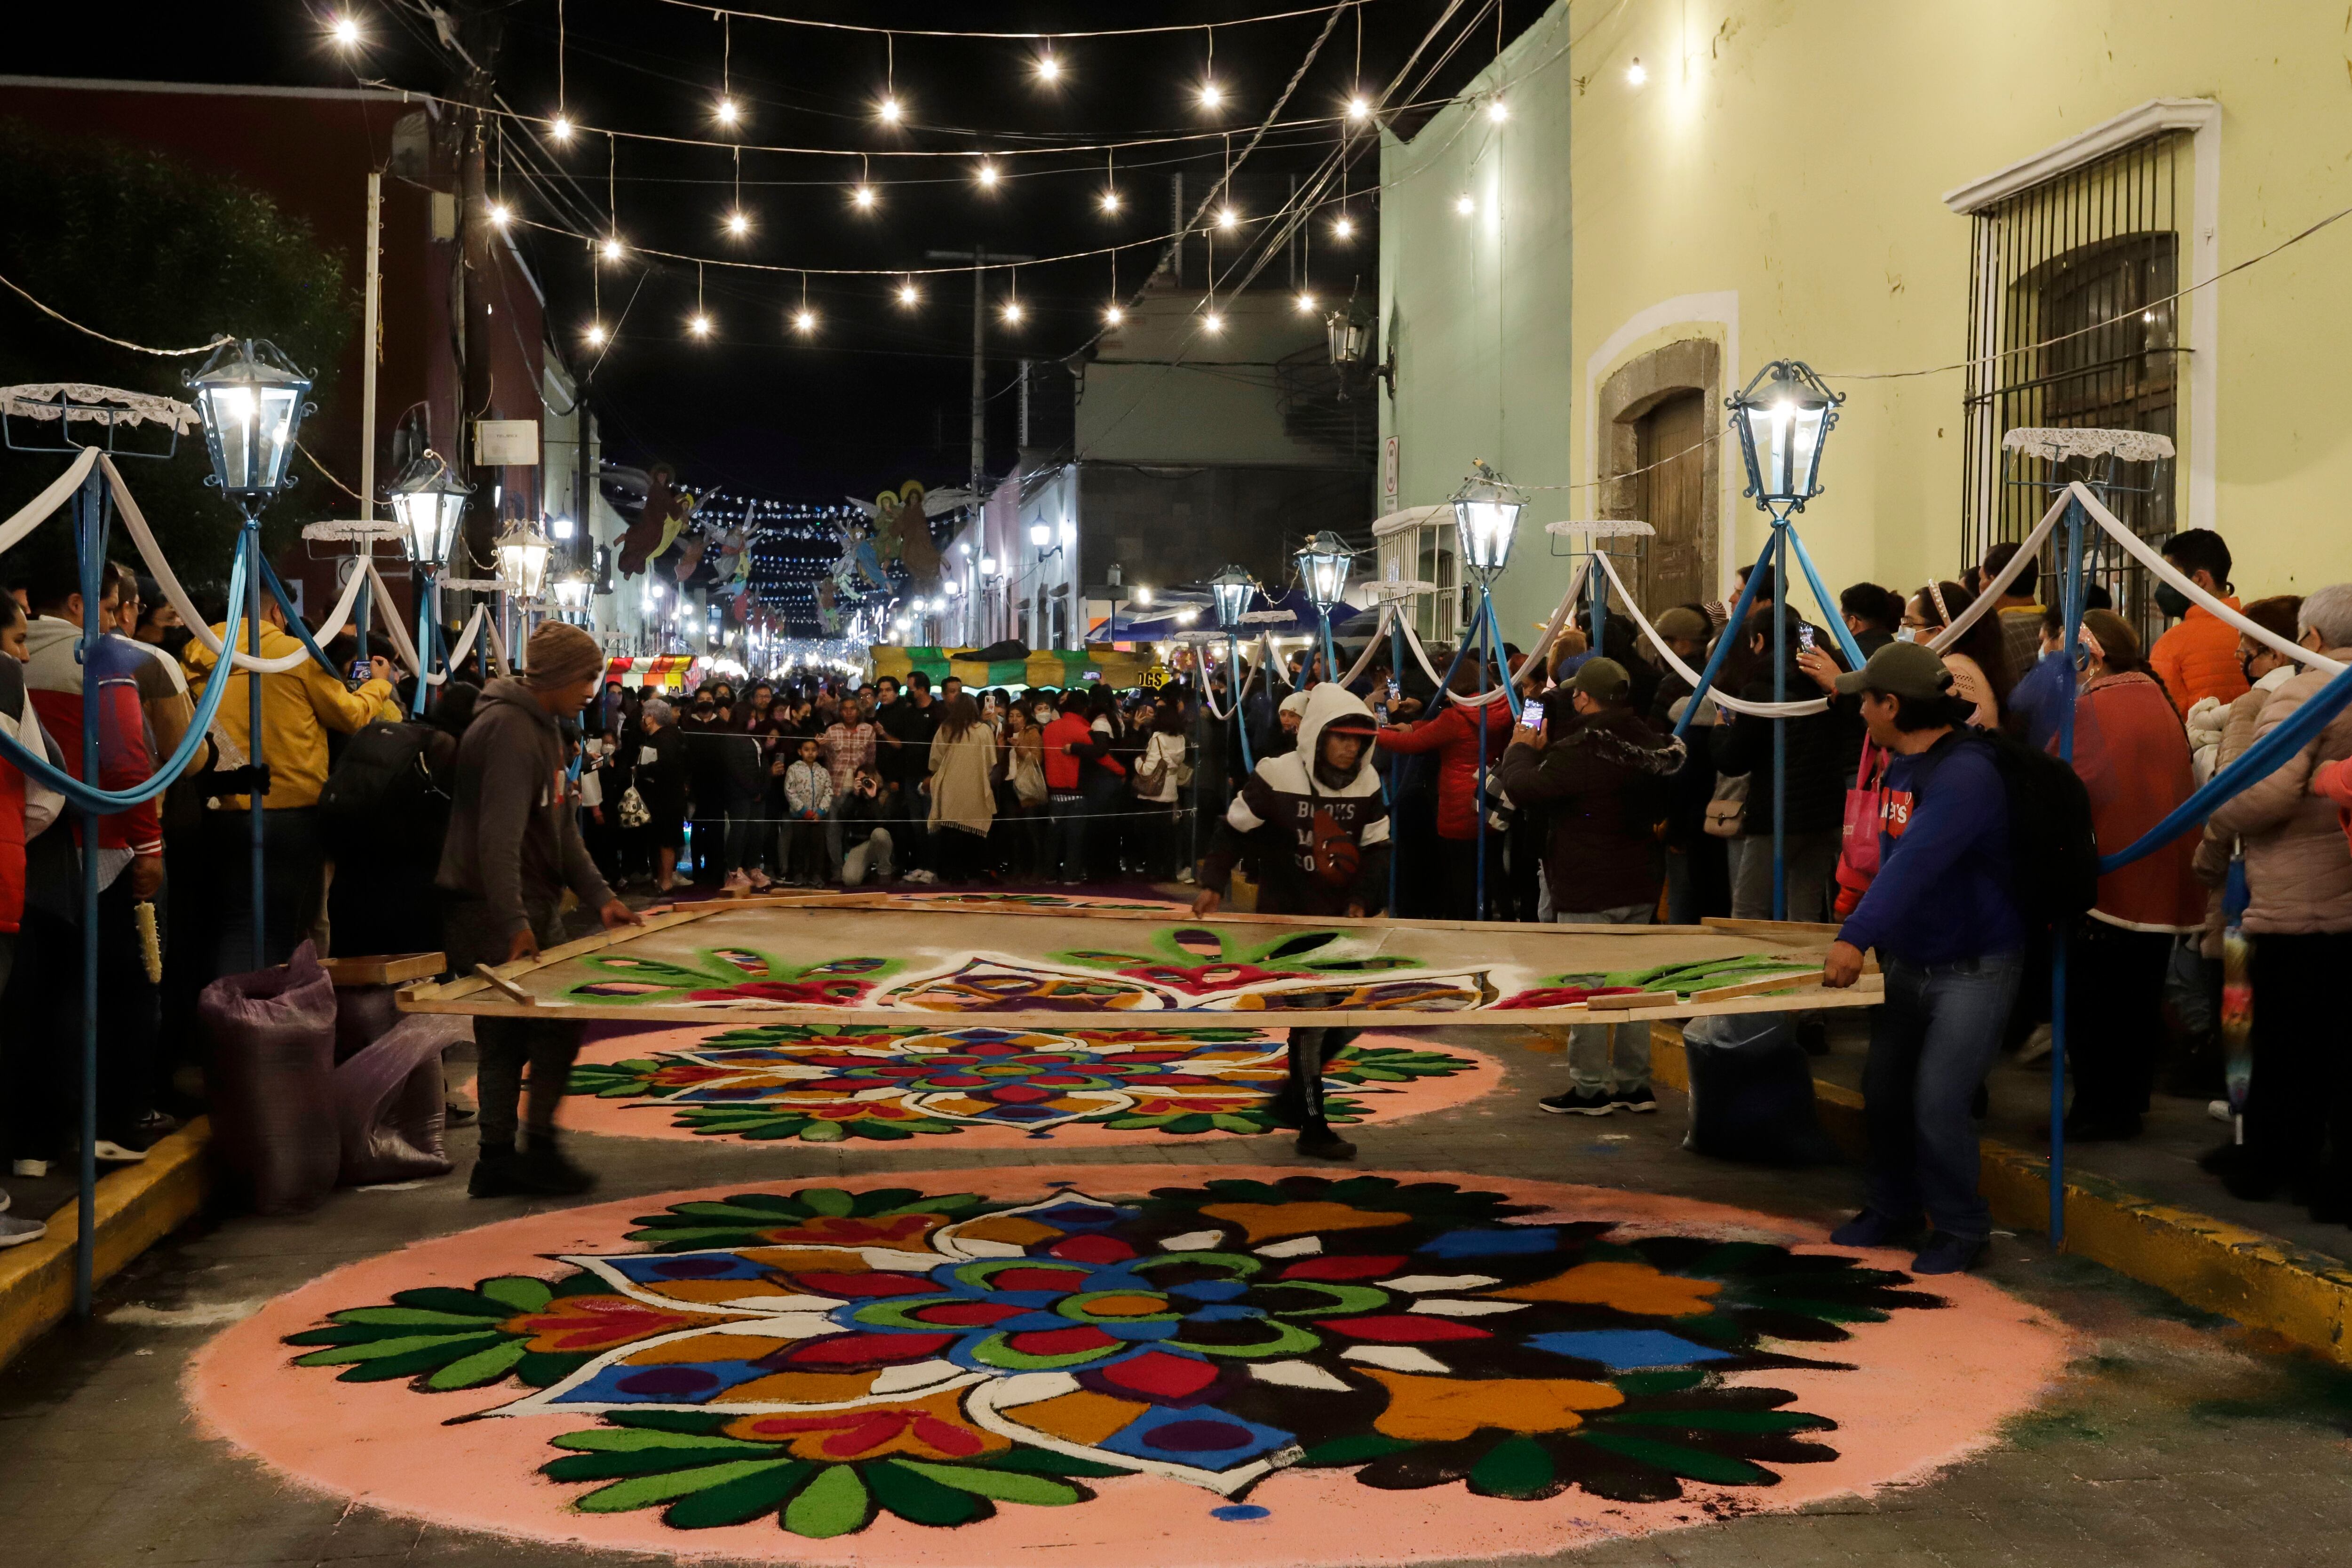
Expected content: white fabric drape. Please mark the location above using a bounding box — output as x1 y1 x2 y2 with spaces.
0 446 97 554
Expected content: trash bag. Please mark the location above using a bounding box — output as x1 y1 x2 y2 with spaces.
1680 1011 1842 1167
199 941 341 1215
334 1014 465 1186
331 982 405 1064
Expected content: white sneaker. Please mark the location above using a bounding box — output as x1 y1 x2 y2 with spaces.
0 1214 45 1249
1178 868 1197 884
2017 1023 2053 1064
2207 1099 2233 1124
93 1141 149 1165
10 1159 48 1179
0 1189 9 1213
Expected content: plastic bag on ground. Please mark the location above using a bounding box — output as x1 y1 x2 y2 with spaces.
199 941 341 1215
334 1014 465 1185
331 982 404 1064
1680 1011 1843 1166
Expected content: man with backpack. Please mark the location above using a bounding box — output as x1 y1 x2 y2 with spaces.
1822 641 2033 1274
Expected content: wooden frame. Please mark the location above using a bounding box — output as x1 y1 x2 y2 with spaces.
397 901 1875 1029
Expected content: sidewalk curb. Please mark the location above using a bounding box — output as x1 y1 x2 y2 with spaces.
0 1118 213 1372
1650 1025 2352 1367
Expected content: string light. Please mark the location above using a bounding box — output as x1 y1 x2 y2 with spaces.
1104 303 1125 326
1345 94 1370 122
793 307 818 334
1332 214 1356 240
584 321 608 347
1295 292 1318 314
488 201 513 227
1487 97 1508 122
600 236 624 261
852 183 877 210
715 97 740 125
689 312 713 337
725 209 751 236
974 158 1000 190
1217 206 1240 231
877 95 903 124
1199 80 1225 110
1202 310 1225 334
1455 193 1476 215
896 278 921 308
549 115 574 143
328 15 361 48
1626 58 1646 86
1034 51 1062 84
1100 187 1122 214
1001 297 1025 326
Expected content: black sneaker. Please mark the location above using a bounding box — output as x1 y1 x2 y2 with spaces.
1539 1090 1617 1116
1295 1125 1358 1161
1909 1231 1987 1275
1263 1087 1307 1127
1830 1209 1922 1248
1611 1086 1658 1114
467 1151 530 1198
1797 1020 1831 1057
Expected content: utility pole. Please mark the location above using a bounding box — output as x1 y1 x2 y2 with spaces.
452 4 503 596
926 248 1031 646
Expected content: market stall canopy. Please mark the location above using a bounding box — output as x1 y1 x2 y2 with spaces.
1149 587 1366 640
868 642 1162 690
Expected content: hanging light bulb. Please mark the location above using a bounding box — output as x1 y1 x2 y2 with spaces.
584 321 608 347
549 115 574 142
1626 57 1646 86
1099 187 1122 214
1001 299 1025 326
715 96 740 125
1035 52 1062 83
1346 94 1371 122
793 308 818 335
1199 80 1225 110
1295 292 1318 314
600 236 624 262
852 183 877 210
487 201 513 227
877 95 902 124
328 15 362 48
1103 303 1126 326
975 159 1000 189
897 280 920 309
724 209 750 236
1332 214 1356 241
1217 206 1240 231
689 313 713 338
1455 193 1476 216
1202 310 1225 334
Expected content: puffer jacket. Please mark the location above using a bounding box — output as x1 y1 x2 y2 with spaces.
1374 699 1510 841
2205 649 2352 935
1496 704 1685 912
2150 599 2250 716
2191 666 2297 950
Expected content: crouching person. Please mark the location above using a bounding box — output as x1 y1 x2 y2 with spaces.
1192 684 1390 1161
438 622 643 1197
1822 643 2026 1274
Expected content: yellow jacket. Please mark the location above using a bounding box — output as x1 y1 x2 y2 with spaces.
184 622 399 810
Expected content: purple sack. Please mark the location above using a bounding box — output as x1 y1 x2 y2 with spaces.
334 1014 464 1185
199 941 340 1215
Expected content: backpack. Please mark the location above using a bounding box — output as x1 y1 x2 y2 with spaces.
318 721 448 851
1919 730 2097 931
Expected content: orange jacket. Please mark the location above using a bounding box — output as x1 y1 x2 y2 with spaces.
2149 599 2249 716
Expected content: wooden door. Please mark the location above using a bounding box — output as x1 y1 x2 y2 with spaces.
1635 390 1707 612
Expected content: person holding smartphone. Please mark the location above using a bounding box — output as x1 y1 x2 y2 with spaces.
1371 662 1511 920
1496 658 1687 1115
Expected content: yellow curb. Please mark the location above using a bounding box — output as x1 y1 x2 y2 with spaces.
0 1118 213 1371
1649 1025 2352 1367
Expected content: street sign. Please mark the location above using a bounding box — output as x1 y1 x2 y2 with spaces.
474 419 539 466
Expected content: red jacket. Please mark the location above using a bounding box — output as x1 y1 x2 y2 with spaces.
2150 599 2249 716
23 617 160 860
0 658 29 933
1041 712 1122 792
2067 670 2204 932
1375 700 1510 841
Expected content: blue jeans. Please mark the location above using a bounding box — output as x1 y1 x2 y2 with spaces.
1556 903 1655 1091
1863 950 2025 1241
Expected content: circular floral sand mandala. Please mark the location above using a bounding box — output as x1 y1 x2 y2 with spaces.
562 1025 1493 1146
191 1169 2069 1564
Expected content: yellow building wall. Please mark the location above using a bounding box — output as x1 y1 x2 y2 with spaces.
1382 0 2352 639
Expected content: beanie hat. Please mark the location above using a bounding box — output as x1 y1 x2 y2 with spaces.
525 621 604 689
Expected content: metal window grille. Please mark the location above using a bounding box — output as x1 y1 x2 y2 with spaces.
1960 133 2184 649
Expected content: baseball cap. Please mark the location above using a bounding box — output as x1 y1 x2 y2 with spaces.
1566 656 1632 703
1654 606 1709 643
1833 640 1955 701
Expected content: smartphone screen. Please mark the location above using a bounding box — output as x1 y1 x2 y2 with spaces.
1520 696 1547 731
1386 676 1401 700
348 657 373 689
1797 624 1816 654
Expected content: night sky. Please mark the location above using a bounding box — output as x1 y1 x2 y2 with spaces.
14 0 1519 504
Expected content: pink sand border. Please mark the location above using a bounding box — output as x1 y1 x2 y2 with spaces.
560 1027 1501 1149
187 1167 2074 1567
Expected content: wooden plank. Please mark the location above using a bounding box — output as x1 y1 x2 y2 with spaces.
1700 916 1843 938
472 963 534 1004
1687 969 1825 1004
320 952 445 987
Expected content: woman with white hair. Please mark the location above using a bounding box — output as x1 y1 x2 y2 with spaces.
2205 581 2352 1218
638 697 690 894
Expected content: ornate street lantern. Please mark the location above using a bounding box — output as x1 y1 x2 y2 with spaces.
1451 459 1524 581
384 447 471 567
185 338 312 502
1726 359 1843 516
495 517 557 600
1207 563 1256 632
553 570 592 617
1294 531 1355 613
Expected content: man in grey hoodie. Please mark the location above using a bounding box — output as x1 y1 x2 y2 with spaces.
437 621 641 1196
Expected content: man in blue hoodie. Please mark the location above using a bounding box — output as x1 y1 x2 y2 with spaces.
1822 641 2026 1275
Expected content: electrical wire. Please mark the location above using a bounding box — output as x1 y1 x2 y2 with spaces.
636 0 1375 41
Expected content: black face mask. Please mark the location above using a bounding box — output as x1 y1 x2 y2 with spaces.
2241 655 2262 687
158 626 195 660
2153 582 2193 620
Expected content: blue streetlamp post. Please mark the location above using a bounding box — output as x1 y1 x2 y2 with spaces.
1721 359 1845 921
1451 460 1525 920
186 338 314 971
1294 531 1355 685
1208 563 1258 772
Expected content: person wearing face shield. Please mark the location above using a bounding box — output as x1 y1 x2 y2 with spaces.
2149 529 2249 717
